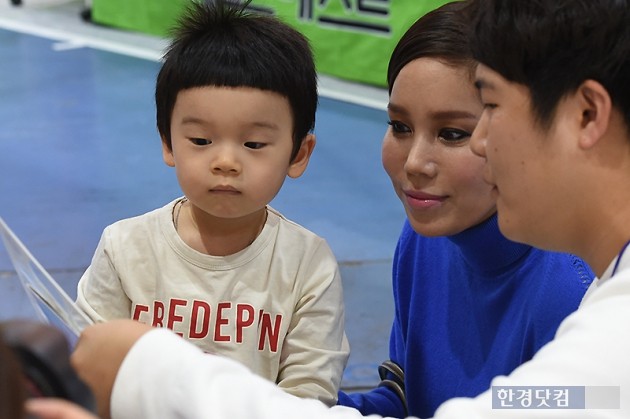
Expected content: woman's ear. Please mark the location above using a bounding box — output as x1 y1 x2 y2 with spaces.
162 136 175 167
288 134 316 179
577 79 612 150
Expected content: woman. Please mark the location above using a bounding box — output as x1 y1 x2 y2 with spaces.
337 2 593 417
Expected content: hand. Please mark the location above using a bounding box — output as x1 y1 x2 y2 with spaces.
25 398 99 419
71 320 153 419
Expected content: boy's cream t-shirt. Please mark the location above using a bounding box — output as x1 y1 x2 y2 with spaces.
76 198 349 406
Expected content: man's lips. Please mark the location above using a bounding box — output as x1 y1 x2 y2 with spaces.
482 167 496 188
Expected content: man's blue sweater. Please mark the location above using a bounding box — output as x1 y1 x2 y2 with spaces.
338 214 593 418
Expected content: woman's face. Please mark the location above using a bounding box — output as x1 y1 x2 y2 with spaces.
382 58 496 237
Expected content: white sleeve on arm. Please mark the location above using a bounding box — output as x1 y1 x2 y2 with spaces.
111 328 375 419
433 273 630 419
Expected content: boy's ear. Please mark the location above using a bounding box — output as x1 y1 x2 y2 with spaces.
287 134 316 179
161 136 176 167
577 79 612 150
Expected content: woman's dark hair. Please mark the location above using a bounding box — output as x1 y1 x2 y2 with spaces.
387 1 474 93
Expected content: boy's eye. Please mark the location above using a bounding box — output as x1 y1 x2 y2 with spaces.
387 120 411 134
190 138 211 146
438 128 471 143
244 142 266 150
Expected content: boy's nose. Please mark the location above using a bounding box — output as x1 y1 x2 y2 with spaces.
212 147 240 174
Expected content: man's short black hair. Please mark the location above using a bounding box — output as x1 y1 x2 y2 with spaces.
468 0 630 131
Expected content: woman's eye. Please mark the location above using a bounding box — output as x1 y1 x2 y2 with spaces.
438 128 471 143
244 142 266 150
387 120 411 134
190 138 211 146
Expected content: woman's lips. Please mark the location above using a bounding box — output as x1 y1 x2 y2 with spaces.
404 190 446 210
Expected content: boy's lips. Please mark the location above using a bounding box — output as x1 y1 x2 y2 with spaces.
210 185 240 193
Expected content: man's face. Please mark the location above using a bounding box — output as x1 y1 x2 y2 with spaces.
470 64 578 251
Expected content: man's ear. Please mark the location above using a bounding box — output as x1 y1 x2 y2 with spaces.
161 136 175 167
287 134 316 179
577 79 612 150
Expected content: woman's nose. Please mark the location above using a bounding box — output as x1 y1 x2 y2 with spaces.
404 137 438 178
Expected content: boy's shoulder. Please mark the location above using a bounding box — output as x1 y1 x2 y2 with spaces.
266 206 323 242
267 205 323 236
104 199 176 236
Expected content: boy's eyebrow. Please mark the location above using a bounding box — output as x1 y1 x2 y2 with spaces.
249 121 281 130
180 117 280 130
181 116 207 125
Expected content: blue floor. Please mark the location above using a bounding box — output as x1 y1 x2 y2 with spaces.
0 27 403 389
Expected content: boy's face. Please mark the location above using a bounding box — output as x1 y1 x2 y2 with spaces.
163 86 312 220
470 64 574 250
382 58 496 237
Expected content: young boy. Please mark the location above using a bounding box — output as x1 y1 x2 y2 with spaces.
75 0 348 408
62 0 630 418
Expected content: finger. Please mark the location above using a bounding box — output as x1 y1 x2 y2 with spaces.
25 398 98 419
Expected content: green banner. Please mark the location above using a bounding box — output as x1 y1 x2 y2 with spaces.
91 0 453 87
92 0 189 37
251 0 452 87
